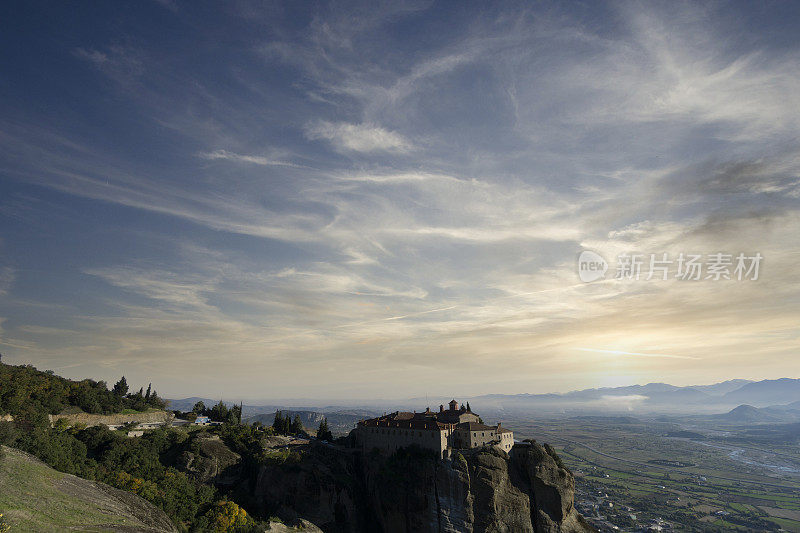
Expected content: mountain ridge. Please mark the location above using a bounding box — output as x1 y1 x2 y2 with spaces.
168 378 799 417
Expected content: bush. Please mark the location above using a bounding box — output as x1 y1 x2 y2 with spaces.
204 501 251 532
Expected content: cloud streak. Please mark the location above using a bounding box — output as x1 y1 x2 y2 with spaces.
305 121 413 153
0 1 798 398
198 150 300 167
577 348 699 360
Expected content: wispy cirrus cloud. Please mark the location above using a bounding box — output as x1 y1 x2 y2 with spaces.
73 45 146 85
577 348 698 360
1 1 799 398
198 150 300 168
0 266 14 297
305 121 413 153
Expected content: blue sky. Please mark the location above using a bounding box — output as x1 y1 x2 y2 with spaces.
1 1 799 401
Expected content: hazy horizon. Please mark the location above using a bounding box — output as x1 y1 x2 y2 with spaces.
38 371 789 406
1 1 799 399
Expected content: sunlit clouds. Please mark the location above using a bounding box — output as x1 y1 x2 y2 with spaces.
0 1 799 400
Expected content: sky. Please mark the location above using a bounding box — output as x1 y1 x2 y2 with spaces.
1 1 799 401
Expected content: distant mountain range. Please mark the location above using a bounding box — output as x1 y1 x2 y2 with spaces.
407 378 800 416
167 377 800 419
711 401 800 423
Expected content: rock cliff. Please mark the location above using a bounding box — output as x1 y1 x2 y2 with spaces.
235 440 594 533
177 434 243 487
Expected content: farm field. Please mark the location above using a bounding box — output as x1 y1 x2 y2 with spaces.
505 415 800 531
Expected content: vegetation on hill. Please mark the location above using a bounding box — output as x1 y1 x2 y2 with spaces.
0 411 274 531
0 445 175 532
0 362 165 416
271 410 304 435
181 400 243 425
0 362 272 532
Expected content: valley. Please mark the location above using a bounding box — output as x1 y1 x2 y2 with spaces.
501 415 800 531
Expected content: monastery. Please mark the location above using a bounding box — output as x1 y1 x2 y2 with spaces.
352 400 513 459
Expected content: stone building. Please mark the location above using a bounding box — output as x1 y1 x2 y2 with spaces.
351 400 513 459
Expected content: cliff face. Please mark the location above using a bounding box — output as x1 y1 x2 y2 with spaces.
177 435 243 487
244 442 593 533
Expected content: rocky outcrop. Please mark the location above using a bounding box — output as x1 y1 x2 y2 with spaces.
49 409 173 428
266 518 325 532
177 434 242 486
242 441 594 533
250 443 367 530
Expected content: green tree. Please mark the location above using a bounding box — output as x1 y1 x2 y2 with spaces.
192 401 206 415
225 403 242 426
272 411 284 434
290 415 303 434
147 389 165 409
317 418 332 441
210 400 228 422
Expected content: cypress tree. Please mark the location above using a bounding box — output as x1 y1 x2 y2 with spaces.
112 376 129 397
291 414 302 434
317 418 332 441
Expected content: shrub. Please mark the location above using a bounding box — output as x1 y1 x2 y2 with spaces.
455 451 467 466
204 501 250 532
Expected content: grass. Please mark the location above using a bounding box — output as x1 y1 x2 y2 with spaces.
771 516 800 530
0 446 149 532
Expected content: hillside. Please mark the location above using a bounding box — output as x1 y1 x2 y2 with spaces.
0 361 165 416
715 404 770 423
709 403 800 424
721 378 800 406
0 359 594 532
0 445 176 532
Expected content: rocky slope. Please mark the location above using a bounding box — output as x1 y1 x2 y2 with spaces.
0 445 177 532
177 434 243 487
48 409 173 427
224 439 593 533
